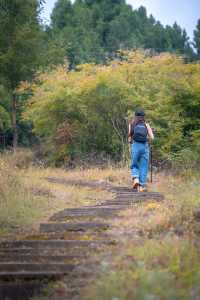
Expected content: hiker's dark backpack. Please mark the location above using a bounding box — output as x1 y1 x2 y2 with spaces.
131 122 148 143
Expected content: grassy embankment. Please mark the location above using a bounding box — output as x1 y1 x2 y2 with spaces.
84 174 200 300
1 150 200 299
0 149 116 237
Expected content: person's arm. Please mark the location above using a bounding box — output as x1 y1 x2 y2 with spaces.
146 123 154 140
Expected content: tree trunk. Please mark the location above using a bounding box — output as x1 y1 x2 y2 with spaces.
12 92 18 150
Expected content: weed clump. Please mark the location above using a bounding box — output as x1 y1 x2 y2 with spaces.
0 154 40 231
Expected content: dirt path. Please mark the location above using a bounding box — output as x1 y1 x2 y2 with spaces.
0 179 164 300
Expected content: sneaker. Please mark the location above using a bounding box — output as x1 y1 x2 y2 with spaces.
132 178 139 189
139 186 147 192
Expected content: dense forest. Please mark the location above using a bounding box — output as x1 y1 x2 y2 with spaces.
47 0 195 67
0 0 200 166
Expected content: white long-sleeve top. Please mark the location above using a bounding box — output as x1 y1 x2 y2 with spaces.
146 123 154 140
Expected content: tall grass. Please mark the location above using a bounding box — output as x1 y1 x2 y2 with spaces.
85 238 200 300
0 149 117 234
84 174 200 300
0 151 43 231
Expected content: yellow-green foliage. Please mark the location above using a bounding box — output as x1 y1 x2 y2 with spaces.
23 51 200 165
0 105 11 131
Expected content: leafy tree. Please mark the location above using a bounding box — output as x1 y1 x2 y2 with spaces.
164 23 191 55
0 0 43 149
51 0 73 30
47 1 194 67
145 21 166 52
194 19 200 58
23 51 200 166
0 84 10 125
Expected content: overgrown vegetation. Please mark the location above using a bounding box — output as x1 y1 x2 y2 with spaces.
0 150 114 235
84 175 200 300
22 52 200 166
0 0 200 153
0 151 41 232
86 238 200 300
1 148 200 299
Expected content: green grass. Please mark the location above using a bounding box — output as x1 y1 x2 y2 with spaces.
85 239 200 300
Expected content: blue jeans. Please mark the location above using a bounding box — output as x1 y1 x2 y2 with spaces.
130 142 149 187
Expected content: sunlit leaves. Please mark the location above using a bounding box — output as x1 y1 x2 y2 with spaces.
24 51 200 165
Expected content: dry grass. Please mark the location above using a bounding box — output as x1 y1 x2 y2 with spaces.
2 150 199 299
0 150 129 237
0 156 41 235
84 172 200 300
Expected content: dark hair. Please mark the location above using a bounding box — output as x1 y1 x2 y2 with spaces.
135 110 145 117
131 110 145 128
131 115 145 128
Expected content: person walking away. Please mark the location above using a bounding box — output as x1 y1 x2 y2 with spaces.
128 110 154 192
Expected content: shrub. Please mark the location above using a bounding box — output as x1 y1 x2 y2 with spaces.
23 51 200 166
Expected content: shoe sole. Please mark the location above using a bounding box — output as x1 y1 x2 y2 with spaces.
139 188 147 192
132 182 139 191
